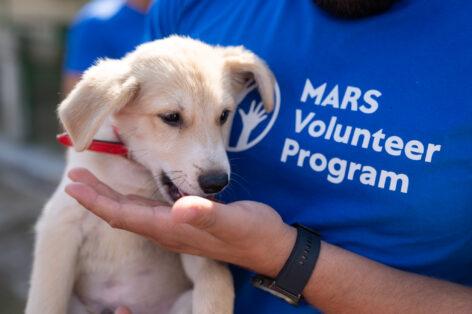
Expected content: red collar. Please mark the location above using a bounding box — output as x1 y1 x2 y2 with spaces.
57 133 129 157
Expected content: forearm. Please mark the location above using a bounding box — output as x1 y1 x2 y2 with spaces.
303 242 472 313
258 228 472 313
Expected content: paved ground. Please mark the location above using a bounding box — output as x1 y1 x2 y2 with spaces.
0 162 59 313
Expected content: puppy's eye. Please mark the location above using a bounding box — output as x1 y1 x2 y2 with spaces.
219 109 231 125
159 112 182 127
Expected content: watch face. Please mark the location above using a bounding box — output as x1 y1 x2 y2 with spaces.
251 275 301 305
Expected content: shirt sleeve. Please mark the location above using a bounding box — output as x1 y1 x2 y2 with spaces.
143 0 187 42
64 18 108 74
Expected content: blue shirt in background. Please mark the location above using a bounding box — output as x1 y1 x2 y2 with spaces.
146 1 472 313
65 0 147 73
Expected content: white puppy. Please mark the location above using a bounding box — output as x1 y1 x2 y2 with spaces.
26 36 274 314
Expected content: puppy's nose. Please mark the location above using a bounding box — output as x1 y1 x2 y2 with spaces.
198 171 229 194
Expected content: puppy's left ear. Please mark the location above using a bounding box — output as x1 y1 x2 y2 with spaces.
58 58 138 151
222 46 275 112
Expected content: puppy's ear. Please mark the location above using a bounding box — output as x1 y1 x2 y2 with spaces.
222 46 275 112
58 59 138 151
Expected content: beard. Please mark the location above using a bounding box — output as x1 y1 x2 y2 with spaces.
314 0 400 19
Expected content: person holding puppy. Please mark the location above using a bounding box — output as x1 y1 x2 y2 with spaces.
66 0 472 313
63 0 151 94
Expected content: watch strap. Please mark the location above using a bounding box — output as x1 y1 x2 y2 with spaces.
252 224 321 305
274 224 321 297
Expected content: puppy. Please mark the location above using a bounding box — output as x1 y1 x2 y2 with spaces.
26 36 274 314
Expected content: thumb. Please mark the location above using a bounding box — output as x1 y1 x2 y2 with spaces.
171 196 241 237
115 306 132 314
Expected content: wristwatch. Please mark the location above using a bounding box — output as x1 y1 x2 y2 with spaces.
251 224 321 305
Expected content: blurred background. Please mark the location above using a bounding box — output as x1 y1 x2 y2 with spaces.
0 0 87 312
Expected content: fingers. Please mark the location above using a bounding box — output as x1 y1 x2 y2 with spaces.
65 181 169 237
65 182 102 210
68 167 124 202
126 194 167 207
67 168 170 234
69 168 165 207
65 182 122 222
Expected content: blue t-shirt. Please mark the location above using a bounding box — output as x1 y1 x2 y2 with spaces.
65 0 147 73
146 0 472 313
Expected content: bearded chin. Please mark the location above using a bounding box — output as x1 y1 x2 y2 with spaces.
314 0 400 19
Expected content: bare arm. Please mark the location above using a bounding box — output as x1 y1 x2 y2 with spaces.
300 242 472 313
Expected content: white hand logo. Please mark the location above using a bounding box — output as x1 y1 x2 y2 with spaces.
226 79 280 153
236 100 268 148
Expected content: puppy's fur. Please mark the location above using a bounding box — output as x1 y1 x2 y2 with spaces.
26 36 274 314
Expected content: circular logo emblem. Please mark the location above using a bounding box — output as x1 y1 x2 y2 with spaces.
227 80 281 152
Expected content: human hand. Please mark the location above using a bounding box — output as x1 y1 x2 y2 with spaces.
65 168 296 277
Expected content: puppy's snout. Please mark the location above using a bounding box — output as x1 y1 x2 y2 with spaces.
198 170 229 194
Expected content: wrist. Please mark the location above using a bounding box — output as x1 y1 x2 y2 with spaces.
254 223 297 277
251 224 322 305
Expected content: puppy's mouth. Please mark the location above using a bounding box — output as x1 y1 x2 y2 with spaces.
161 172 188 202
160 171 218 202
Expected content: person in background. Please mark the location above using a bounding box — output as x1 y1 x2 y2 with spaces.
63 0 151 94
